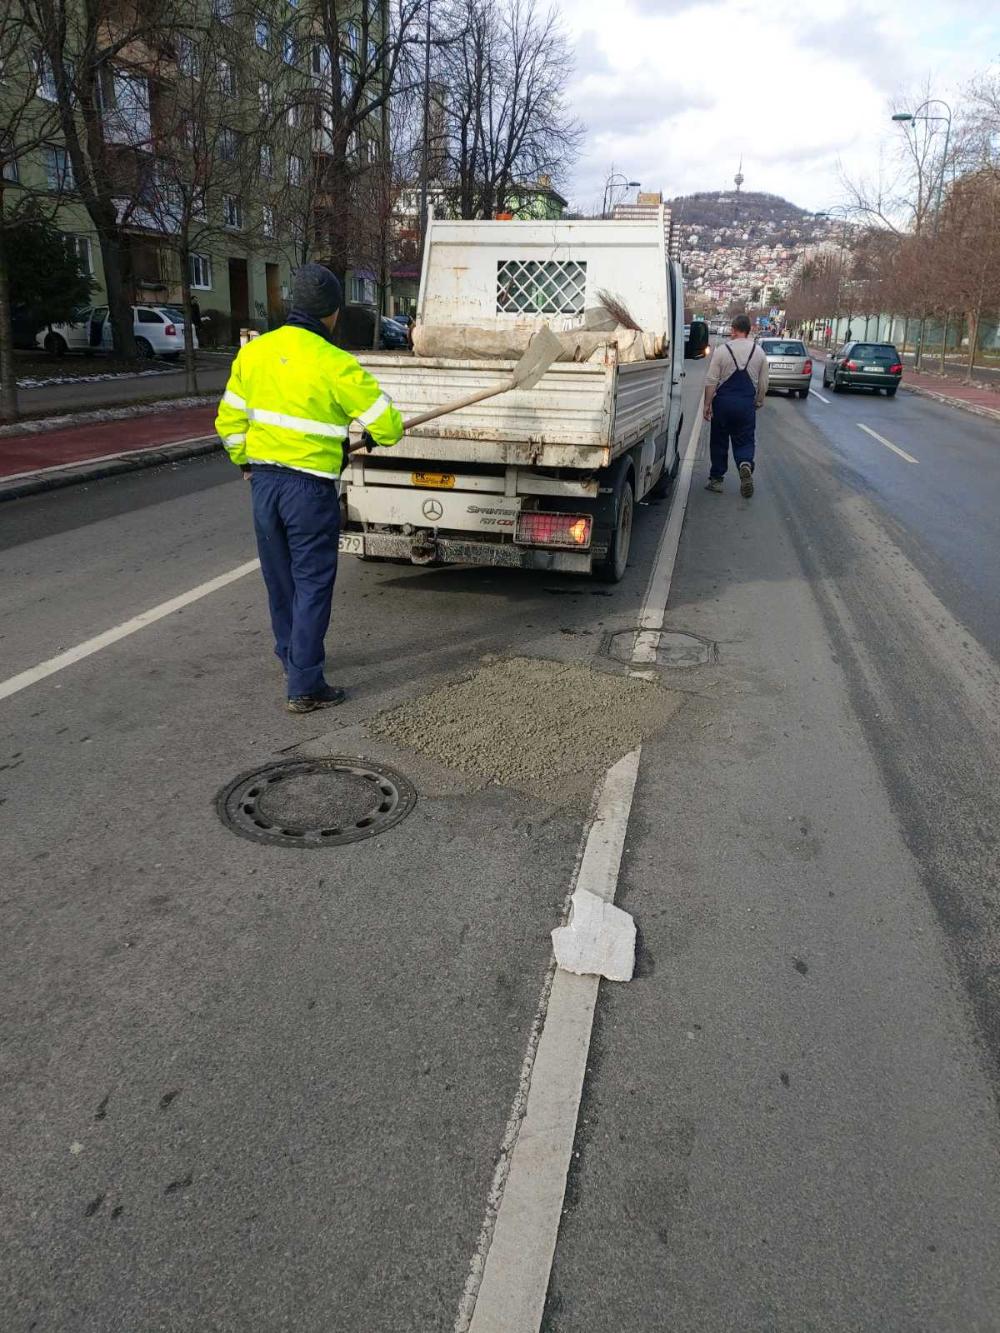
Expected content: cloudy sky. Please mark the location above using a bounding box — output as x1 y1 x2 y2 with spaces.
556 0 999 214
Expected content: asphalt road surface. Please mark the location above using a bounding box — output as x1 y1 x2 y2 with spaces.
2 361 1000 1332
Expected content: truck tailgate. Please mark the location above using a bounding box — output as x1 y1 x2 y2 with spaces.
356 354 614 467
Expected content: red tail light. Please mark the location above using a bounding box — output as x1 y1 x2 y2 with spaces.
844 359 859 371
515 511 592 549
803 359 813 375
164 323 176 336
889 363 902 374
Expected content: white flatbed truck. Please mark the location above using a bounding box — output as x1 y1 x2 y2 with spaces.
342 209 686 581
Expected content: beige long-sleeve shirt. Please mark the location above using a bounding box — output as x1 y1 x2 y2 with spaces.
704 338 769 408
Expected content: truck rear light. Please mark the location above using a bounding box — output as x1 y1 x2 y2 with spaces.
516 511 592 549
164 323 176 336
803 359 813 374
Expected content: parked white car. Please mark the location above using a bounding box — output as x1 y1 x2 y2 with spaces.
37 304 199 359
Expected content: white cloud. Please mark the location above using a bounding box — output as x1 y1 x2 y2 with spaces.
556 0 994 212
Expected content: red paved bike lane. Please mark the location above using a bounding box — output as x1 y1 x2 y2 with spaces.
0 405 217 480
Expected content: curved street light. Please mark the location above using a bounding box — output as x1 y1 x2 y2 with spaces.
602 173 641 219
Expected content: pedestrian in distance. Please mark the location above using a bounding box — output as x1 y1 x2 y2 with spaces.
215 263 404 713
702 313 769 498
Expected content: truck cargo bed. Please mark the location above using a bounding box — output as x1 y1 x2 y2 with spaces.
356 353 668 469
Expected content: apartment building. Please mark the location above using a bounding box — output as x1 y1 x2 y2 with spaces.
4 1 383 346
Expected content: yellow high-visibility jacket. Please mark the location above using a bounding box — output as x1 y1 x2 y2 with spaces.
214 325 404 478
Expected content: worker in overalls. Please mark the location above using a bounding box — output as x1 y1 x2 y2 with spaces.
702 313 769 497
215 264 404 712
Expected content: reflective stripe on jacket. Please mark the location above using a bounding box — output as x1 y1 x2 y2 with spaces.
214 325 404 477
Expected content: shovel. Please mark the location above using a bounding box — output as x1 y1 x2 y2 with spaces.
350 326 563 451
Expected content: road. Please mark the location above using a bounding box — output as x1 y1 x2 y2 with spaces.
2 361 1000 1331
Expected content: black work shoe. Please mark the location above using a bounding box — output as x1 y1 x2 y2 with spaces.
739 463 754 498
286 685 347 713
705 477 724 493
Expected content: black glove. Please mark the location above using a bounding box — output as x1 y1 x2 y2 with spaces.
360 431 377 451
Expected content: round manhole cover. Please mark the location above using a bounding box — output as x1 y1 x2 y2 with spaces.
216 757 416 848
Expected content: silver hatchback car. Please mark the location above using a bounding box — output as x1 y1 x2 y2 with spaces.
760 338 812 399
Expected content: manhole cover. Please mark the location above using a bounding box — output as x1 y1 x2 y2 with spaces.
607 628 715 668
216 757 416 848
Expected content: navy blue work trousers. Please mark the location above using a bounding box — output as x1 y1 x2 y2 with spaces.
250 465 340 698
709 400 757 478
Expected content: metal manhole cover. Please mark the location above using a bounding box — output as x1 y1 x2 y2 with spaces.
215 757 416 848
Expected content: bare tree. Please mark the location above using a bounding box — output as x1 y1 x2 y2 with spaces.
439 0 581 220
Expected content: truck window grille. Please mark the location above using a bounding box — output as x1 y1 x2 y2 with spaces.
496 260 586 315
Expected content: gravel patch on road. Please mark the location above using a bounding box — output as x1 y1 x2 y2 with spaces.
366 656 683 804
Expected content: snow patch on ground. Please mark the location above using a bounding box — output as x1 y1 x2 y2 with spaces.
17 368 175 389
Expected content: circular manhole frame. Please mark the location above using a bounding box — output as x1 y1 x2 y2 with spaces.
215 756 417 849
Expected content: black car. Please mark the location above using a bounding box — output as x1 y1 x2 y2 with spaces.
823 341 902 395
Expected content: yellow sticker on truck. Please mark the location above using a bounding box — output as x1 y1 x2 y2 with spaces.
411 471 455 489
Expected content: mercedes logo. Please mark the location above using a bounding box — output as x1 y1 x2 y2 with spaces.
421 498 444 521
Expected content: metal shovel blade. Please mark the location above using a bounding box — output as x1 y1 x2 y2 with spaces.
511 326 563 391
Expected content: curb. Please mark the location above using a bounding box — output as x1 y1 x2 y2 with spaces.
0 436 220 502
900 383 1000 423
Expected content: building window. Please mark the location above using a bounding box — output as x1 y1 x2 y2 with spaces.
218 60 236 98
189 253 212 289
35 51 57 101
282 29 297 65
223 195 243 229
288 153 302 185
212 0 234 22
349 274 376 304
286 103 300 128
346 22 360 53
176 35 199 78
219 126 239 161
311 44 330 76
192 186 208 220
0 137 17 183
340 60 355 99
262 204 274 237
44 145 74 191
66 234 93 274
255 19 271 50
259 80 272 114
259 144 273 178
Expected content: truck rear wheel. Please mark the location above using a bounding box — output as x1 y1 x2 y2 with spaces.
594 468 634 583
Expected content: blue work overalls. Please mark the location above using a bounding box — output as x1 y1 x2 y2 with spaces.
709 343 758 480
250 465 340 698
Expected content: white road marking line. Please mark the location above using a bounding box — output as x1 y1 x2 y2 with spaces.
0 435 217 486
809 389 831 404
0 559 260 703
857 422 918 464
460 750 642 1333
630 407 703 667
456 412 701 1333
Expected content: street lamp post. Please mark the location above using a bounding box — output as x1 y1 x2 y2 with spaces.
815 208 852 347
602 172 641 219
892 100 953 368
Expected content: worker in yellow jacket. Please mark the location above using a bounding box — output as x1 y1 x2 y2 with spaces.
215 263 403 712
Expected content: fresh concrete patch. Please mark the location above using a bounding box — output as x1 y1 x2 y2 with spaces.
366 656 682 804
608 627 716 669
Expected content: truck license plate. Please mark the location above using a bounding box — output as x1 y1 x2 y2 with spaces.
338 533 365 555
411 471 455 489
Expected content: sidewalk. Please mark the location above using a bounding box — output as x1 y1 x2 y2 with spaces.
0 404 219 499
808 348 1000 423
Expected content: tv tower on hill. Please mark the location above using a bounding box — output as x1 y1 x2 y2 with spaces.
734 157 744 194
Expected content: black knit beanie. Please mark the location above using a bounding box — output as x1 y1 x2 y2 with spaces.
291 264 344 319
